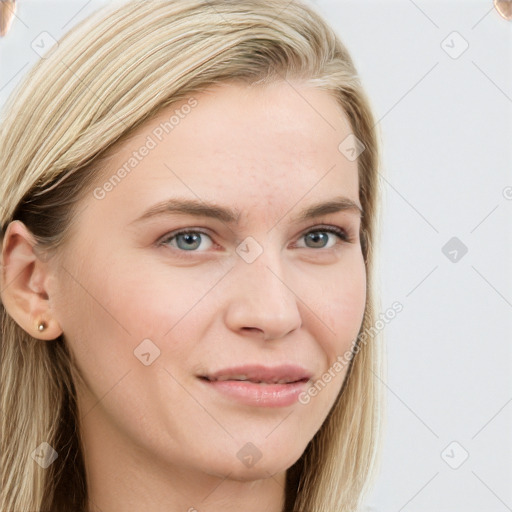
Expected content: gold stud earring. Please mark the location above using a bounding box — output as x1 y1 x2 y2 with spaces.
37 321 47 332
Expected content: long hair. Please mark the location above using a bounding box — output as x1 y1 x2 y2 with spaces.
0 1 384 510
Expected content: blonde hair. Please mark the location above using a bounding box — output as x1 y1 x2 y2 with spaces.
0 1 384 510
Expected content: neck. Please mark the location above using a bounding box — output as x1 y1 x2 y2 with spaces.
81 409 289 512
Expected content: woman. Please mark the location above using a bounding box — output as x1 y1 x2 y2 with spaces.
0 1 383 511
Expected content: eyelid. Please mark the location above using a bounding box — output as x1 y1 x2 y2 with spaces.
157 223 355 252
293 224 354 247
157 228 214 248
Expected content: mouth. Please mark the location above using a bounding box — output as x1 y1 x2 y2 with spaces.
197 364 312 407
199 364 312 384
200 375 309 384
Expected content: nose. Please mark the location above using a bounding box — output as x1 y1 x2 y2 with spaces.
223 254 302 341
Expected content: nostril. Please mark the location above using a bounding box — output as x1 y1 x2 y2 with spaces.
241 327 271 340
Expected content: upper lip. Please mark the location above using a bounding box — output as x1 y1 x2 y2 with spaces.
200 364 312 384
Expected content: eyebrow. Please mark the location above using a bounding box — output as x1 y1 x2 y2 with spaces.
130 196 363 226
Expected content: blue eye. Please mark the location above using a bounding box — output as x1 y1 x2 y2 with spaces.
160 230 213 252
158 225 350 254
298 227 349 249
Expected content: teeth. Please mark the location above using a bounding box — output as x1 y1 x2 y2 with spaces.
208 375 298 384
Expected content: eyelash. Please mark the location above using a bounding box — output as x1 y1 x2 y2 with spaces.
157 225 353 255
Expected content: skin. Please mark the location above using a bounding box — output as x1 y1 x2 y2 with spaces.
1 80 366 512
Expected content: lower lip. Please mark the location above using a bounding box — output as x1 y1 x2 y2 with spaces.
199 378 309 407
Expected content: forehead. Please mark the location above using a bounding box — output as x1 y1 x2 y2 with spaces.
88 81 360 222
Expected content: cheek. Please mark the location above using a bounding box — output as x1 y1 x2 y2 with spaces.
56 253 223 387
302 261 366 388
296 261 366 412
50 250 146 388
310 259 367 357
108 260 229 340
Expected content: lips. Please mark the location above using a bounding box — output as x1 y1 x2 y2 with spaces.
199 364 312 385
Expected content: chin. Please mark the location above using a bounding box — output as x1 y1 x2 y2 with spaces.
215 462 288 482
205 446 303 481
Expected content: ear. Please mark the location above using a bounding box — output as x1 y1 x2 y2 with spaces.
0 220 63 340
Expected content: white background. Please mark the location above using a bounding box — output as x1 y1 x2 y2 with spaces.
1 1 511 511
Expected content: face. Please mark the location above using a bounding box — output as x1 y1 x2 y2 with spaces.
46 80 366 482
